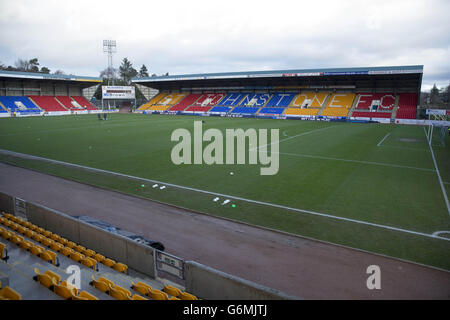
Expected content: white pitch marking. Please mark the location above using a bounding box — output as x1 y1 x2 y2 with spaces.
377 132 391 147
264 151 435 172
432 231 450 237
424 128 450 216
0 148 448 242
250 125 337 151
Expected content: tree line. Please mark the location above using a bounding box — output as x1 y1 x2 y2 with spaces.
420 83 450 109
0 58 65 75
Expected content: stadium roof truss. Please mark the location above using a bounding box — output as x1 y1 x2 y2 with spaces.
132 65 423 94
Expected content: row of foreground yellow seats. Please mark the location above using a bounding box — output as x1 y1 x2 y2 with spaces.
0 281 22 300
132 281 197 300
90 275 147 300
1 212 128 274
33 267 98 300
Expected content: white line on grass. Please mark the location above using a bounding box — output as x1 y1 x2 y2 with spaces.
423 127 450 216
270 151 435 172
250 125 337 151
377 132 391 147
0 148 448 242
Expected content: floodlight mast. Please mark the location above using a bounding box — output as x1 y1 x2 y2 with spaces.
103 40 117 85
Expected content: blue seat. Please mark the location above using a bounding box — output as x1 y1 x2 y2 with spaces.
238 93 272 107
0 96 40 114
209 106 231 113
216 93 247 107
265 93 296 107
230 107 260 114
258 107 285 114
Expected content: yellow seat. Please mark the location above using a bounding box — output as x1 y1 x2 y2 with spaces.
98 276 115 288
74 244 86 253
42 230 52 238
66 241 77 249
93 253 105 263
73 291 99 300
0 286 22 300
102 258 115 267
23 221 32 228
32 233 44 243
90 277 110 294
34 267 61 283
41 238 53 247
24 229 34 238
70 251 85 263
36 227 45 234
28 224 38 231
20 240 33 251
0 242 8 261
54 283 76 299
149 289 168 300
50 242 64 252
83 249 96 258
112 262 128 274
39 251 53 264
10 234 24 245
163 285 182 297
41 250 58 266
180 291 198 300
0 229 11 240
50 233 60 241
131 294 148 300
30 245 45 256
60 280 79 296
60 246 74 257
57 238 68 246
9 223 19 231
17 226 27 235
109 286 130 300
81 257 97 270
132 281 152 296
169 296 181 300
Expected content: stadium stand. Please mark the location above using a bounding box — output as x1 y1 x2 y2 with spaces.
147 93 189 111
216 93 247 107
238 93 272 107
321 93 355 117
70 96 98 110
56 96 84 111
1 211 198 300
209 106 232 113
265 93 296 107
258 107 285 115
230 107 260 114
169 94 202 111
0 96 41 114
185 93 226 112
28 96 67 112
396 93 418 119
354 93 396 110
284 92 329 116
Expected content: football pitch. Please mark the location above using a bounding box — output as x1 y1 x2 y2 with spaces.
0 113 449 269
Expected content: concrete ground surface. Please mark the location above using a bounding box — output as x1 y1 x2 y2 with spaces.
0 162 449 299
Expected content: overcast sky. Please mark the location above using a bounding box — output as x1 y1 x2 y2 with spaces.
0 0 448 90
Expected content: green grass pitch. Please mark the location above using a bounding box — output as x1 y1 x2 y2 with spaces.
0 113 449 269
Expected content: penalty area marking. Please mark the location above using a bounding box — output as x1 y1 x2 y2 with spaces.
250 125 337 151
0 148 449 242
432 231 450 237
424 127 450 216
377 132 391 147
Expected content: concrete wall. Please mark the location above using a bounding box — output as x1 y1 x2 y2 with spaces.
0 193 14 214
1 191 297 299
24 201 156 278
184 261 299 300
